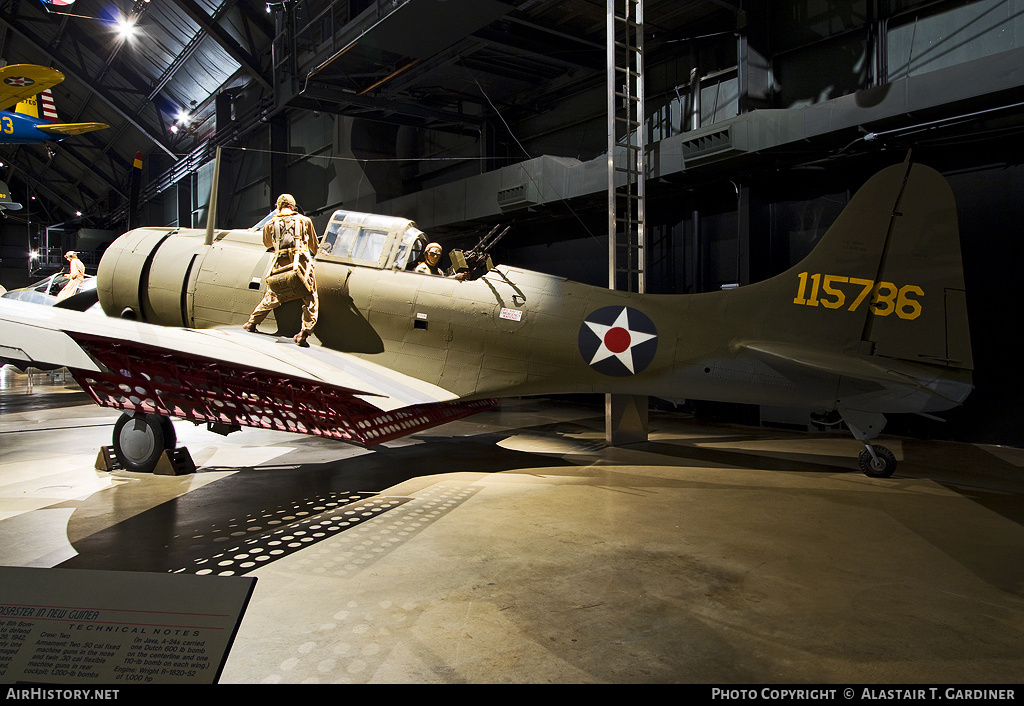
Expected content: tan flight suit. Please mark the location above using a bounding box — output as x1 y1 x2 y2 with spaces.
56 254 86 302
246 208 319 338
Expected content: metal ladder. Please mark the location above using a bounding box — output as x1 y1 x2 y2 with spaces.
606 0 646 294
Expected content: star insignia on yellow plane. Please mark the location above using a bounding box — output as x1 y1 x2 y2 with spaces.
578 306 658 376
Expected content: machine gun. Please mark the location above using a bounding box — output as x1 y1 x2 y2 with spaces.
447 223 511 278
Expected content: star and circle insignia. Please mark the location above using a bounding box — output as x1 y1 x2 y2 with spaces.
3 77 35 87
577 306 658 377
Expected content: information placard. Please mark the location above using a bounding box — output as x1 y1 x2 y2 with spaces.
0 567 255 684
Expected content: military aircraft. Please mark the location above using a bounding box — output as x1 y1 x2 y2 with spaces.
0 63 108 144
0 157 973 478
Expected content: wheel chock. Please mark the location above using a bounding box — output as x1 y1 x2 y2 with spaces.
95 446 122 472
95 445 195 474
172 447 197 475
153 447 196 476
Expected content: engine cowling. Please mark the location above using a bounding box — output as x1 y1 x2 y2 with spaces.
98 227 273 329
97 228 207 326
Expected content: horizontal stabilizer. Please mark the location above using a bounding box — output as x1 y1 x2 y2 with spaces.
36 122 109 136
741 340 971 408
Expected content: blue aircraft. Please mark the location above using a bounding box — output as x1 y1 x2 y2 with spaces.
0 63 107 144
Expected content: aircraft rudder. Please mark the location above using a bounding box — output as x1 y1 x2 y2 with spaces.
864 162 972 369
13 88 58 122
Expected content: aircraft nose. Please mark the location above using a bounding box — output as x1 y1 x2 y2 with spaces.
97 228 206 326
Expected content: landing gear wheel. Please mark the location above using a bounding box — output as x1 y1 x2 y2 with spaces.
112 412 176 472
858 445 897 478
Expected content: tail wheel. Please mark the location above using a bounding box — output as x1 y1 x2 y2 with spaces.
859 445 897 478
112 412 176 472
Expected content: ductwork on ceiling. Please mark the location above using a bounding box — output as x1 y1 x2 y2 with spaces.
362 44 1024 231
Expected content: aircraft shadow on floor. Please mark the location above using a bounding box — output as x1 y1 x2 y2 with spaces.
55 430 578 575
50 408 1024 588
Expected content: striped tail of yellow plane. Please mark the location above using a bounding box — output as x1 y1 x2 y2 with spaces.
13 86 107 137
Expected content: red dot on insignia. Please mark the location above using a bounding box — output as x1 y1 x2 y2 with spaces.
604 327 631 353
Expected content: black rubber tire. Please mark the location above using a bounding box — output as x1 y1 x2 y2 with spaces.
112 412 176 472
858 445 897 478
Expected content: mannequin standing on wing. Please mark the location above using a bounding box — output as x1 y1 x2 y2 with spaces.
243 194 319 345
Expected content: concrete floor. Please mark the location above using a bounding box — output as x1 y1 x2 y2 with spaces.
2 366 1023 684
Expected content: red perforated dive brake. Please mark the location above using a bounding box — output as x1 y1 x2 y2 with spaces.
67 332 495 447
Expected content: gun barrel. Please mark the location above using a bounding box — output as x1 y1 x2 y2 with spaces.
467 224 502 256
475 225 509 256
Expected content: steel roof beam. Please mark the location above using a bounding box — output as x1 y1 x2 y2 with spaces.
169 0 273 91
0 9 176 159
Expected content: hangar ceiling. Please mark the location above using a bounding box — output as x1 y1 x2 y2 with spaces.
0 0 276 225
0 0 740 229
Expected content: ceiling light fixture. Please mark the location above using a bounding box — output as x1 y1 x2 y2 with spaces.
116 16 137 40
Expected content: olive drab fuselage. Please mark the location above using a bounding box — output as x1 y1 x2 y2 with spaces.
96 163 974 426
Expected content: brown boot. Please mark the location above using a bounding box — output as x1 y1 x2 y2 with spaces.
243 321 255 333
293 330 309 346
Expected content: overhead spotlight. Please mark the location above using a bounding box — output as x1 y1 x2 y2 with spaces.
116 16 137 40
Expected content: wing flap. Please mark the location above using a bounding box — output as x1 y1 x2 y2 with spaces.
69 330 492 447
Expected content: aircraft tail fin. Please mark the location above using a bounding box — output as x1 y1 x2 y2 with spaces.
759 158 972 371
14 87 58 122
14 87 108 135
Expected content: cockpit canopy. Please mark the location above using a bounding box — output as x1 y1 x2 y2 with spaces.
253 209 428 272
319 210 427 271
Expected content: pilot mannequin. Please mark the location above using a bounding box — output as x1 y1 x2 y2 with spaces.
56 251 85 302
414 242 465 280
243 194 319 345
414 242 445 276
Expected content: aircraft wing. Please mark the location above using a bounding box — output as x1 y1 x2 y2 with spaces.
0 64 64 111
0 298 493 446
34 122 110 136
740 340 973 410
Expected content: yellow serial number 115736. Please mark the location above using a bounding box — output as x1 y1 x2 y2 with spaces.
793 272 923 320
